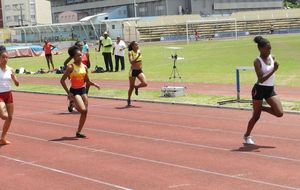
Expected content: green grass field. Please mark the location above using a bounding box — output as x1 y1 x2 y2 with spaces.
8 34 300 111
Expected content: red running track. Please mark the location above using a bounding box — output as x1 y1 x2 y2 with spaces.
1 92 300 190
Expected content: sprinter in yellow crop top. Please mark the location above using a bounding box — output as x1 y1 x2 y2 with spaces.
61 45 100 138
127 41 148 106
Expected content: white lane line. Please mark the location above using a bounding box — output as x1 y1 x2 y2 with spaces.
168 183 191 188
85 114 300 143
14 96 300 143
16 95 299 128
15 95 300 138
13 117 300 163
14 107 300 144
0 154 132 190
7 132 300 190
89 103 300 128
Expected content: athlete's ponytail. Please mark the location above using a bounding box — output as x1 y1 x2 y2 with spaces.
253 36 269 48
128 41 136 51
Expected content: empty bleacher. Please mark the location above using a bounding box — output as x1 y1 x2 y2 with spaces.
135 8 300 42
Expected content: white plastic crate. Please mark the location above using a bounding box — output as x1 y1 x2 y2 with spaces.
161 86 185 97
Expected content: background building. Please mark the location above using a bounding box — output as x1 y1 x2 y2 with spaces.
1 0 52 28
0 0 3 28
48 0 283 24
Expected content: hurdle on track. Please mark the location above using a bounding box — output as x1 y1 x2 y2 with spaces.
218 66 254 105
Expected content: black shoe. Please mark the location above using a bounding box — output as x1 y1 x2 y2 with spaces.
135 87 139 96
127 99 131 106
76 132 86 138
68 101 74 112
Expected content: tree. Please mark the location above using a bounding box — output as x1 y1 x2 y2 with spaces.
284 0 300 8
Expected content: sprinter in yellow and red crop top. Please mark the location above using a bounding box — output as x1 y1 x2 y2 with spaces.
61 45 100 138
127 41 148 106
63 41 91 113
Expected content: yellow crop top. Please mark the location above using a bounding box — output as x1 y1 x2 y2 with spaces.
130 50 142 62
70 63 86 89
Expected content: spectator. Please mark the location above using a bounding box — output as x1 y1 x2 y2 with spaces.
113 36 127 72
43 40 55 71
82 39 89 55
195 30 200 41
270 24 274 34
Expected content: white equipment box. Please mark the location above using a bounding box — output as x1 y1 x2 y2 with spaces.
161 86 185 97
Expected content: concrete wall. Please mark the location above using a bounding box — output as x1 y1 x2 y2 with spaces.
191 0 283 15
35 0 52 25
166 0 189 15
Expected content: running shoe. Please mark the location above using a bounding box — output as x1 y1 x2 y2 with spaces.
244 136 255 145
68 100 74 112
127 99 131 106
76 132 86 138
0 139 11 145
135 87 139 96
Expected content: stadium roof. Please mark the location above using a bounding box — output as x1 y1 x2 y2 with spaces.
79 13 107 22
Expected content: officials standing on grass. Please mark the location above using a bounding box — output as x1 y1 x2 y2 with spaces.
0 46 19 145
113 36 127 72
98 31 113 72
243 36 283 145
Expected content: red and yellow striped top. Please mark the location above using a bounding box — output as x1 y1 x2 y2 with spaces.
70 63 87 89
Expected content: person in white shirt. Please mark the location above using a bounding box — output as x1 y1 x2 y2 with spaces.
0 46 19 145
112 36 126 72
243 36 283 145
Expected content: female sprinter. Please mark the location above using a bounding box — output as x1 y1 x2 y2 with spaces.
127 41 147 106
244 36 283 145
64 41 91 112
0 45 19 145
61 45 99 138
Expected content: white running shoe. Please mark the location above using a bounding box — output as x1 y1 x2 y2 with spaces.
244 136 255 145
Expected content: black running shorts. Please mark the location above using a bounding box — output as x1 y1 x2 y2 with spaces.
251 84 276 100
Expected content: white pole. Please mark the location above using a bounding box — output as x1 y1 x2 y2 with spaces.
166 0 169 15
186 21 189 44
234 19 237 40
134 0 137 17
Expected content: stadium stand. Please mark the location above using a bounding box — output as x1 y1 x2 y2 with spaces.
135 9 300 42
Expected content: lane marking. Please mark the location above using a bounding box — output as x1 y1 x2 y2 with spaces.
6 132 300 190
0 154 132 190
14 108 300 144
15 95 298 127
12 117 300 163
169 184 191 188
